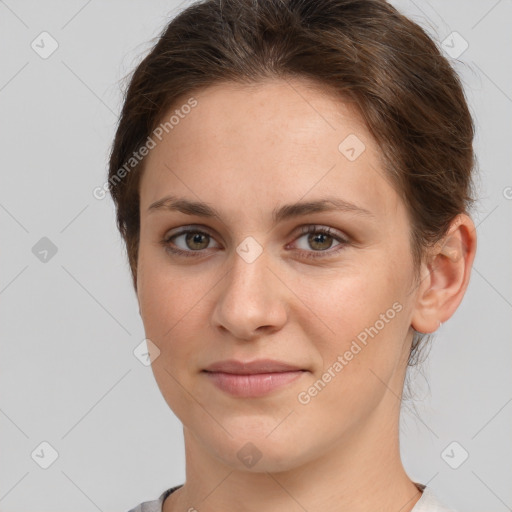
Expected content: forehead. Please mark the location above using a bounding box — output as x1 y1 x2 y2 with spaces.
159 78 370 156
139 78 400 223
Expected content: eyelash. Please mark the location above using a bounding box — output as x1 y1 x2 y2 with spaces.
160 225 349 260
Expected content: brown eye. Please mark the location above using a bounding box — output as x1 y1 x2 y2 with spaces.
161 227 220 257
306 231 335 251
183 231 210 250
291 225 349 260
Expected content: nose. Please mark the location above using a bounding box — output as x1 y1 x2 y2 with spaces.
210 247 288 341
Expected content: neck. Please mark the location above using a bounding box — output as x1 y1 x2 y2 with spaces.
164 393 422 512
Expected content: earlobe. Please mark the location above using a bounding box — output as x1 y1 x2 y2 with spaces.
414 320 442 335
411 214 477 334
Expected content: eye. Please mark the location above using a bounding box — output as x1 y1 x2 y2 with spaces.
289 225 348 260
161 227 219 257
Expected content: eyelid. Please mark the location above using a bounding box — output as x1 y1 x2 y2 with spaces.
292 224 349 244
163 223 348 241
285 225 349 259
163 224 221 249
160 225 219 255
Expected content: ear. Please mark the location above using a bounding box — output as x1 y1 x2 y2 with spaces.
411 213 477 334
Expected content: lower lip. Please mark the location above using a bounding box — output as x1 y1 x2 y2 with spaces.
203 371 305 397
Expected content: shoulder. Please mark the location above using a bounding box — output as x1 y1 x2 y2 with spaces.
412 485 460 512
126 485 182 512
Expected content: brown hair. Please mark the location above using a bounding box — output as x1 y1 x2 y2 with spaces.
108 0 476 366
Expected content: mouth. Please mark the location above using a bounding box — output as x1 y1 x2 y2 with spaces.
202 359 307 397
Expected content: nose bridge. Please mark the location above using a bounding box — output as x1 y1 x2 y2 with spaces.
225 241 273 307
211 240 287 338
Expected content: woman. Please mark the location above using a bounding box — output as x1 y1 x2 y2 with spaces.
108 0 477 511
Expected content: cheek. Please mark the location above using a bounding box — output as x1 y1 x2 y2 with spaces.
302 265 405 344
297 265 409 397
137 257 222 386
139 275 197 344
137 239 195 321
137 261 206 419
137 250 188 345
294 275 407 422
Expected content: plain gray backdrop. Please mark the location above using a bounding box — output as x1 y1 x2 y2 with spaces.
1 1 511 511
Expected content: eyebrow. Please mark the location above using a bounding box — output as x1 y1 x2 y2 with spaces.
147 194 375 225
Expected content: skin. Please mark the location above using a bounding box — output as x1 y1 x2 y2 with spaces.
135 78 477 512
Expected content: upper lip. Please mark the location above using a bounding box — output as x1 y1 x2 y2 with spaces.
203 359 304 375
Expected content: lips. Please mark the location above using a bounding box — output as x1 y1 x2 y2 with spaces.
202 359 307 397
203 358 304 374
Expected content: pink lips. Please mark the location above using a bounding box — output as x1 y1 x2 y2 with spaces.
202 359 306 397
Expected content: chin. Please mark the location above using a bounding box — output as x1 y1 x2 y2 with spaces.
203 428 314 474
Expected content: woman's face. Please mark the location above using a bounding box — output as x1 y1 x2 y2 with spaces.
137 78 420 471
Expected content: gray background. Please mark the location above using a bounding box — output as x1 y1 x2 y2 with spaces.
0 1 511 511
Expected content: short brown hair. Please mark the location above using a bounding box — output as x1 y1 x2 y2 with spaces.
108 0 476 365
